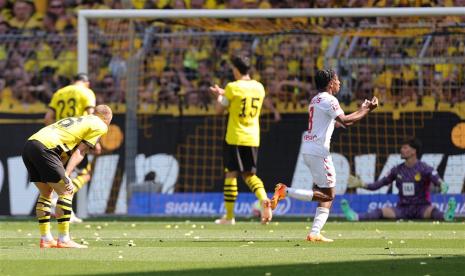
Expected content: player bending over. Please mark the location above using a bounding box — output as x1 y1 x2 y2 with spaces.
22 105 112 248
270 69 378 242
341 138 457 222
45 73 99 223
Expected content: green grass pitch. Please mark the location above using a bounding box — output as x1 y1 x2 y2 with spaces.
1 218 464 275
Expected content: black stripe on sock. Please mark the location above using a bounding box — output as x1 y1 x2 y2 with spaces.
57 218 71 223
39 219 50 223
57 200 72 208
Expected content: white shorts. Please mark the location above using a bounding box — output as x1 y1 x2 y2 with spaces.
303 154 336 188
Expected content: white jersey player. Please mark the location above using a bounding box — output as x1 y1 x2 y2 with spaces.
270 69 378 242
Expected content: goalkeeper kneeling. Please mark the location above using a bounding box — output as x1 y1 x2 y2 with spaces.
340 138 456 222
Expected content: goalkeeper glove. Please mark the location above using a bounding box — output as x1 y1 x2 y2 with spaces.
348 175 365 189
440 181 449 194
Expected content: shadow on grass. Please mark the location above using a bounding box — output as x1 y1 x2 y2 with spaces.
89 256 465 276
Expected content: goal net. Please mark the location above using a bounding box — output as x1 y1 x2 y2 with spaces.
77 8 465 218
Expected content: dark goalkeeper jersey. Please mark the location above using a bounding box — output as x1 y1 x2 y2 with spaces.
365 161 441 206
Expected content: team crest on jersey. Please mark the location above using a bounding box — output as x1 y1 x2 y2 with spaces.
414 172 421 181
397 174 402 179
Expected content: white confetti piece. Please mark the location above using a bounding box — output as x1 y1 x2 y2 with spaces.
118 255 123 259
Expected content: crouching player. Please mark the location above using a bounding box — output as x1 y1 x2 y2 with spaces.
22 105 112 248
341 138 456 222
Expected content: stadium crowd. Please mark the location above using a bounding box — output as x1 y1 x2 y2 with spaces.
0 0 464 110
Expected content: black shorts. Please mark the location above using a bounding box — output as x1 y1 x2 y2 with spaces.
22 140 66 183
223 143 258 173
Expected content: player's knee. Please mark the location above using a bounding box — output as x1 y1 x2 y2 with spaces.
241 172 254 180
41 189 53 199
326 194 335 201
319 188 335 201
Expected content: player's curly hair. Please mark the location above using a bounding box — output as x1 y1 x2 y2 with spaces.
315 69 336 91
231 55 250 75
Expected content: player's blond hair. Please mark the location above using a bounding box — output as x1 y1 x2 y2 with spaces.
95 105 113 125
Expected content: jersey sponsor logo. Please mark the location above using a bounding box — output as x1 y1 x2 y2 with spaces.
402 182 415 196
303 133 317 141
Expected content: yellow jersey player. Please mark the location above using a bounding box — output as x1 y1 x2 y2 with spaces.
44 73 97 223
45 73 96 125
22 105 112 249
210 55 276 225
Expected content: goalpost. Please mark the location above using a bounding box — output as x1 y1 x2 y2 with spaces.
76 7 465 218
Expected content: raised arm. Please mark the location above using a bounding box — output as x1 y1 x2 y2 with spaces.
336 96 378 127
209 84 228 115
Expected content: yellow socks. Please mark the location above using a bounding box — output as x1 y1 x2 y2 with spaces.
223 178 238 220
56 194 73 241
36 195 53 240
245 175 267 201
